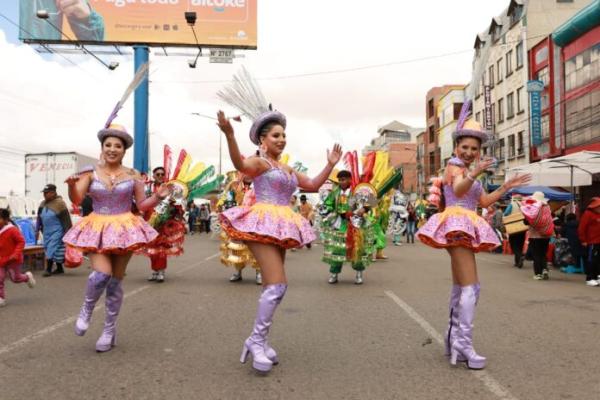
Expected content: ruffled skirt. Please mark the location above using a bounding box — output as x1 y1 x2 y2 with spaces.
219 203 316 249
144 219 186 258
417 206 500 252
63 212 158 254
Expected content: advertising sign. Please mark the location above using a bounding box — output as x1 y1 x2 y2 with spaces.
483 85 493 133
19 0 257 48
527 80 544 147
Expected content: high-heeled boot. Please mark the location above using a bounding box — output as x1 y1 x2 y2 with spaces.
75 271 111 336
450 284 486 369
444 284 461 357
263 284 287 364
240 283 287 372
96 277 123 352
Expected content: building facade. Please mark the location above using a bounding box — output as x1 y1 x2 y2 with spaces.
362 121 422 194
437 86 466 166
470 0 592 182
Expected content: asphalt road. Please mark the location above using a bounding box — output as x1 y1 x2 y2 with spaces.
1 234 599 400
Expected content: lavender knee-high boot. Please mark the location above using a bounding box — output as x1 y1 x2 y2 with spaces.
96 277 123 352
75 271 111 336
444 284 461 357
450 283 486 369
240 283 287 372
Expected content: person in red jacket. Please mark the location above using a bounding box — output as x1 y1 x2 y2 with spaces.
578 197 600 287
0 208 36 307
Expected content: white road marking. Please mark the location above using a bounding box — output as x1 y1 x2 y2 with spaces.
0 253 219 357
384 290 519 400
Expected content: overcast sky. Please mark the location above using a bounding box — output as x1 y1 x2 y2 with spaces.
0 0 510 196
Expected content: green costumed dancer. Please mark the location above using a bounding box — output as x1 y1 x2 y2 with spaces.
372 192 391 260
321 170 374 284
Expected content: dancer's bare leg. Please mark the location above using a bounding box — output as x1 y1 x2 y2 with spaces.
111 253 133 280
247 242 286 285
447 246 478 286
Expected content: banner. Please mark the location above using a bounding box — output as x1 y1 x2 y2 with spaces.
483 85 493 133
19 0 257 48
527 80 544 147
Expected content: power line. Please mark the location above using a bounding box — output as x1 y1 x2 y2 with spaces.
0 12 101 79
154 33 554 85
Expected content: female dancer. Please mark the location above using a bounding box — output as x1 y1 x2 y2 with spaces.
63 124 169 352
216 110 342 373
417 119 530 369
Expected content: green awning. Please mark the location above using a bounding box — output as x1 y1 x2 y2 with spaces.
552 0 600 47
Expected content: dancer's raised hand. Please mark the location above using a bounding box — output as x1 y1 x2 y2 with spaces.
216 110 234 137
503 173 532 190
327 143 343 166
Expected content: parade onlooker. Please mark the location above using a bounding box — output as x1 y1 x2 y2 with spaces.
561 213 585 280
36 184 72 277
199 204 211 234
299 194 314 249
406 203 417 244
504 194 526 268
578 197 600 287
188 203 199 235
526 192 553 281
0 208 36 307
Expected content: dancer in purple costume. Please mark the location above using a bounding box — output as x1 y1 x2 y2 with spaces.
63 124 170 352
216 109 342 373
417 119 530 369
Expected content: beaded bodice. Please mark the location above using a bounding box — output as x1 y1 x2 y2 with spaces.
443 180 482 211
89 177 134 215
253 167 298 206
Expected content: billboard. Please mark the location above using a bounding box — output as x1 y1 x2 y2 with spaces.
19 0 257 48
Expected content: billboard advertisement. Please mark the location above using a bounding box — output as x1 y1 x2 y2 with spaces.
19 0 257 48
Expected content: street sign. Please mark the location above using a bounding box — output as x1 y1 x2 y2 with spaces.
209 48 234 63
527 80 544 147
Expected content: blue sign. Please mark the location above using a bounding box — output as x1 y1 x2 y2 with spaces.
528 80 544 147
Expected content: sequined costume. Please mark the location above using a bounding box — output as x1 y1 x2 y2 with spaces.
417 159 500 252
63 171 158 254
219 179 259 272
321 186 373 272
144 182 186 268
220 158 316 249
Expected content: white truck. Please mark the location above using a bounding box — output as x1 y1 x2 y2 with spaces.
25 152 98 209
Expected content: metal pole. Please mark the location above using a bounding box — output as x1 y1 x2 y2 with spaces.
133 45 150 173
570 165 575 211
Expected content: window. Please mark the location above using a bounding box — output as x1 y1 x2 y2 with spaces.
495 138 505 160
507 92 514 119
506 50 513 76
428 125 435 143
541 114 550 140
510 5 523 25
508 135 515 158
428 99 434 118
488 65 495 88
475 111 481 124
516 87 524 113
453 103 463 120
497 59 503 83
429 151 436 175
565 90 600 148
564 44 600 92
517 131 524 155
537 66 550 87
497 98 504 122
516 41 524 69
